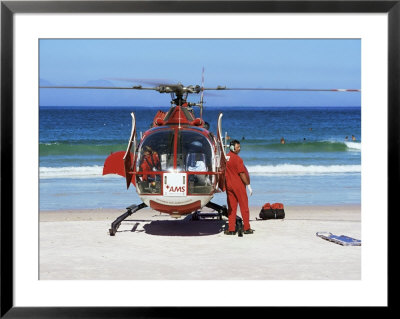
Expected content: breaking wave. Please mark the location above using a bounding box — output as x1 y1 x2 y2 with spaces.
344 141 361 151
40 164 361 179
245 141 361 152
40 165 107 179
247 164 360 175
39 140 361 156
39 142 126 156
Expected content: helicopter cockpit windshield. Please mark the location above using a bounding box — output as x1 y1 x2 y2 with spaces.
136 129 174 194
135 128 215 195
177 130 214 194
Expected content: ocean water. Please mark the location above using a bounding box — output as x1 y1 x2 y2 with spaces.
39 106 361 210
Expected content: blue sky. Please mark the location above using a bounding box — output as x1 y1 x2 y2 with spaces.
39 39 361 107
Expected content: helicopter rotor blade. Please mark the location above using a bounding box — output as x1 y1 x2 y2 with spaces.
105 78 176 86
40 84 360 93
40 83 200 94
39 85 157 90
203 87 360 92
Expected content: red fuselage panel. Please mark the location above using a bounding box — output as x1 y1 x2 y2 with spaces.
149 200 201 215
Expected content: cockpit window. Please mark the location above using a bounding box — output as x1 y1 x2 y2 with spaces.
135 129 174 195
177 130 212 171
177 130 214 194
136 129 174 173
135 128 215 195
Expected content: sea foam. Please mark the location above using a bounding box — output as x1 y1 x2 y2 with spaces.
40 164 361 179
40 165 107 179
247 164 361 175
344 141 361 150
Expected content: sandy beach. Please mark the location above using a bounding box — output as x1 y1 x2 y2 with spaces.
39 205 361 280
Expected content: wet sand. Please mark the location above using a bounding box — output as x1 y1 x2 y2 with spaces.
40 205 361 280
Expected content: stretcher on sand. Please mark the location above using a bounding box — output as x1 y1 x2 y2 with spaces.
316 232 361 246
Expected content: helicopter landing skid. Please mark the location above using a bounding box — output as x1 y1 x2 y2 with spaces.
205 201 228 217
109 203 147 236
204 201 244 237
191 210 223 221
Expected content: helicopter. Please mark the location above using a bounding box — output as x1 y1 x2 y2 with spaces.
41 77 360 236
102 82 232 236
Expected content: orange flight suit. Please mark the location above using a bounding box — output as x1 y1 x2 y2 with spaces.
225 151 250 232
140 152 160 181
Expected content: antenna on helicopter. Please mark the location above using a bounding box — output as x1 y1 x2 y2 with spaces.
199 67 205 120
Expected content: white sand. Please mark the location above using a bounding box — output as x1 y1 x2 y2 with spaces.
40 205 361 280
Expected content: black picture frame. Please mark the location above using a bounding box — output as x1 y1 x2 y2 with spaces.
1 0 396 317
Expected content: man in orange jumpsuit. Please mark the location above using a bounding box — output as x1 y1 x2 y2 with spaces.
140 146 161 181
224 139 254 235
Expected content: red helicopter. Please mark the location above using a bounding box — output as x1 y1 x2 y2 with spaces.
41 78 360 236
102 82 232 235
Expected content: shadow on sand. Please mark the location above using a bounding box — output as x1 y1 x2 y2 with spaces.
121 215 227 237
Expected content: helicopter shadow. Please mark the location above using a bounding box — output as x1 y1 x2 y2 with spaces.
123 215 227 237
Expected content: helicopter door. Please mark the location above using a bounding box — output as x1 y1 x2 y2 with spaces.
217 113 227 191
123 112 137 189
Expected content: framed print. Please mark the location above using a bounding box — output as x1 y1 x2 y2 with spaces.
1 0 397 317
